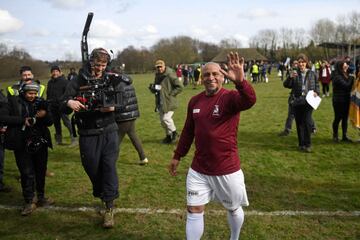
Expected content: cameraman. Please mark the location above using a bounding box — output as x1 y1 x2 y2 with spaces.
152 60 183 144
1 82 54 216
46 65 75 146
61 48 120 228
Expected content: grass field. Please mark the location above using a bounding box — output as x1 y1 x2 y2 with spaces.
0 72 359 240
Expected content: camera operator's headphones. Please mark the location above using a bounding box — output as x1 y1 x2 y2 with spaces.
89 48 111 67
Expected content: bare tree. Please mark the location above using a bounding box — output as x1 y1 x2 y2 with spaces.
309 18 336 45
8 46 31 60
219 38 242 49
279 27 294 50
293 28 307 49
197 41 220 62
0 43 8 57
152 36 198 67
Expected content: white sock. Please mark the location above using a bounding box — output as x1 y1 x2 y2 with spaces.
227 207 244 240
186 212 204 240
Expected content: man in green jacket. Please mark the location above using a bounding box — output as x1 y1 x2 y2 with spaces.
153 60 183 144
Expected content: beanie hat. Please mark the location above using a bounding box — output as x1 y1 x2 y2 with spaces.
20 82 40 93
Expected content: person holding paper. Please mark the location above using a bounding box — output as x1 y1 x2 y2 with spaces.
283 53 320 152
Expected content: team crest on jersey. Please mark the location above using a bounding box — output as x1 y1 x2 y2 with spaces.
212 104 220 116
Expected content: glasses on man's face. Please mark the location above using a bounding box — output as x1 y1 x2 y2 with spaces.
156 66 163 69
203 72 222 78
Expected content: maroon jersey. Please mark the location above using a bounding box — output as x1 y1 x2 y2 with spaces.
173 80 256 175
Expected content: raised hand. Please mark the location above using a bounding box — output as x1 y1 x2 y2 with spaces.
222 52 244 83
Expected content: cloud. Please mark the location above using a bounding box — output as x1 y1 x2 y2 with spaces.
144 25 158 34
116 1 132 14
29 29 51 37
45 0 85 9
238 8 278 19
0 9 23 34
91 19 123 38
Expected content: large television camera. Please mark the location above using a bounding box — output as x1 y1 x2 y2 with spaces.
75 72 122 111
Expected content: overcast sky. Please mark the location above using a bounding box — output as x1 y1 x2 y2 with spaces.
0 0 358 61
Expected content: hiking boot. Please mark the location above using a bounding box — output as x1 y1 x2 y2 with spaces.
171 131 178 143
278 130 290 137
21 203 36 216
103 208 114 228
37 197 55 207
139 158 148 165
162 135 172 144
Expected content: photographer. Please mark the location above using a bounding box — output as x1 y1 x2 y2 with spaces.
61 48 120 228
46 65 75 146
152 60 183 144
0 81 53 216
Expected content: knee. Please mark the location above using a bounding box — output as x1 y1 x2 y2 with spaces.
187 205 204 213
228 207 244 216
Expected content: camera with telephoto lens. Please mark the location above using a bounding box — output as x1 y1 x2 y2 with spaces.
33 97 49 112
149 83 161 94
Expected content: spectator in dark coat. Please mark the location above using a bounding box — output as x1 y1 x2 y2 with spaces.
331 60 355 142
47 66 76 146
114 71 148 165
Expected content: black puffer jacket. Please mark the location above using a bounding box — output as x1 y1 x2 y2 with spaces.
115 75 140 122
332 61 354 103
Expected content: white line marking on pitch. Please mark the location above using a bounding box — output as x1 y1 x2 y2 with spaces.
0 204 359 216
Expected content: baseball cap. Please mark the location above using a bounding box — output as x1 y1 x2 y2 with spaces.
155 60 165 67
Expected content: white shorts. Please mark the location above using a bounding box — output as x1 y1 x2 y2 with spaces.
186 168 249 210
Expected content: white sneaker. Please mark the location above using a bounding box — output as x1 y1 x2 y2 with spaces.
139 158 148 165
322 94 325 97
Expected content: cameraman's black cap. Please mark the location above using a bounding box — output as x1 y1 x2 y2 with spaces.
50 65 61 72
19 66 32 74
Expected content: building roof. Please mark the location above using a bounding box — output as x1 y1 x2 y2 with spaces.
211 48 268 62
